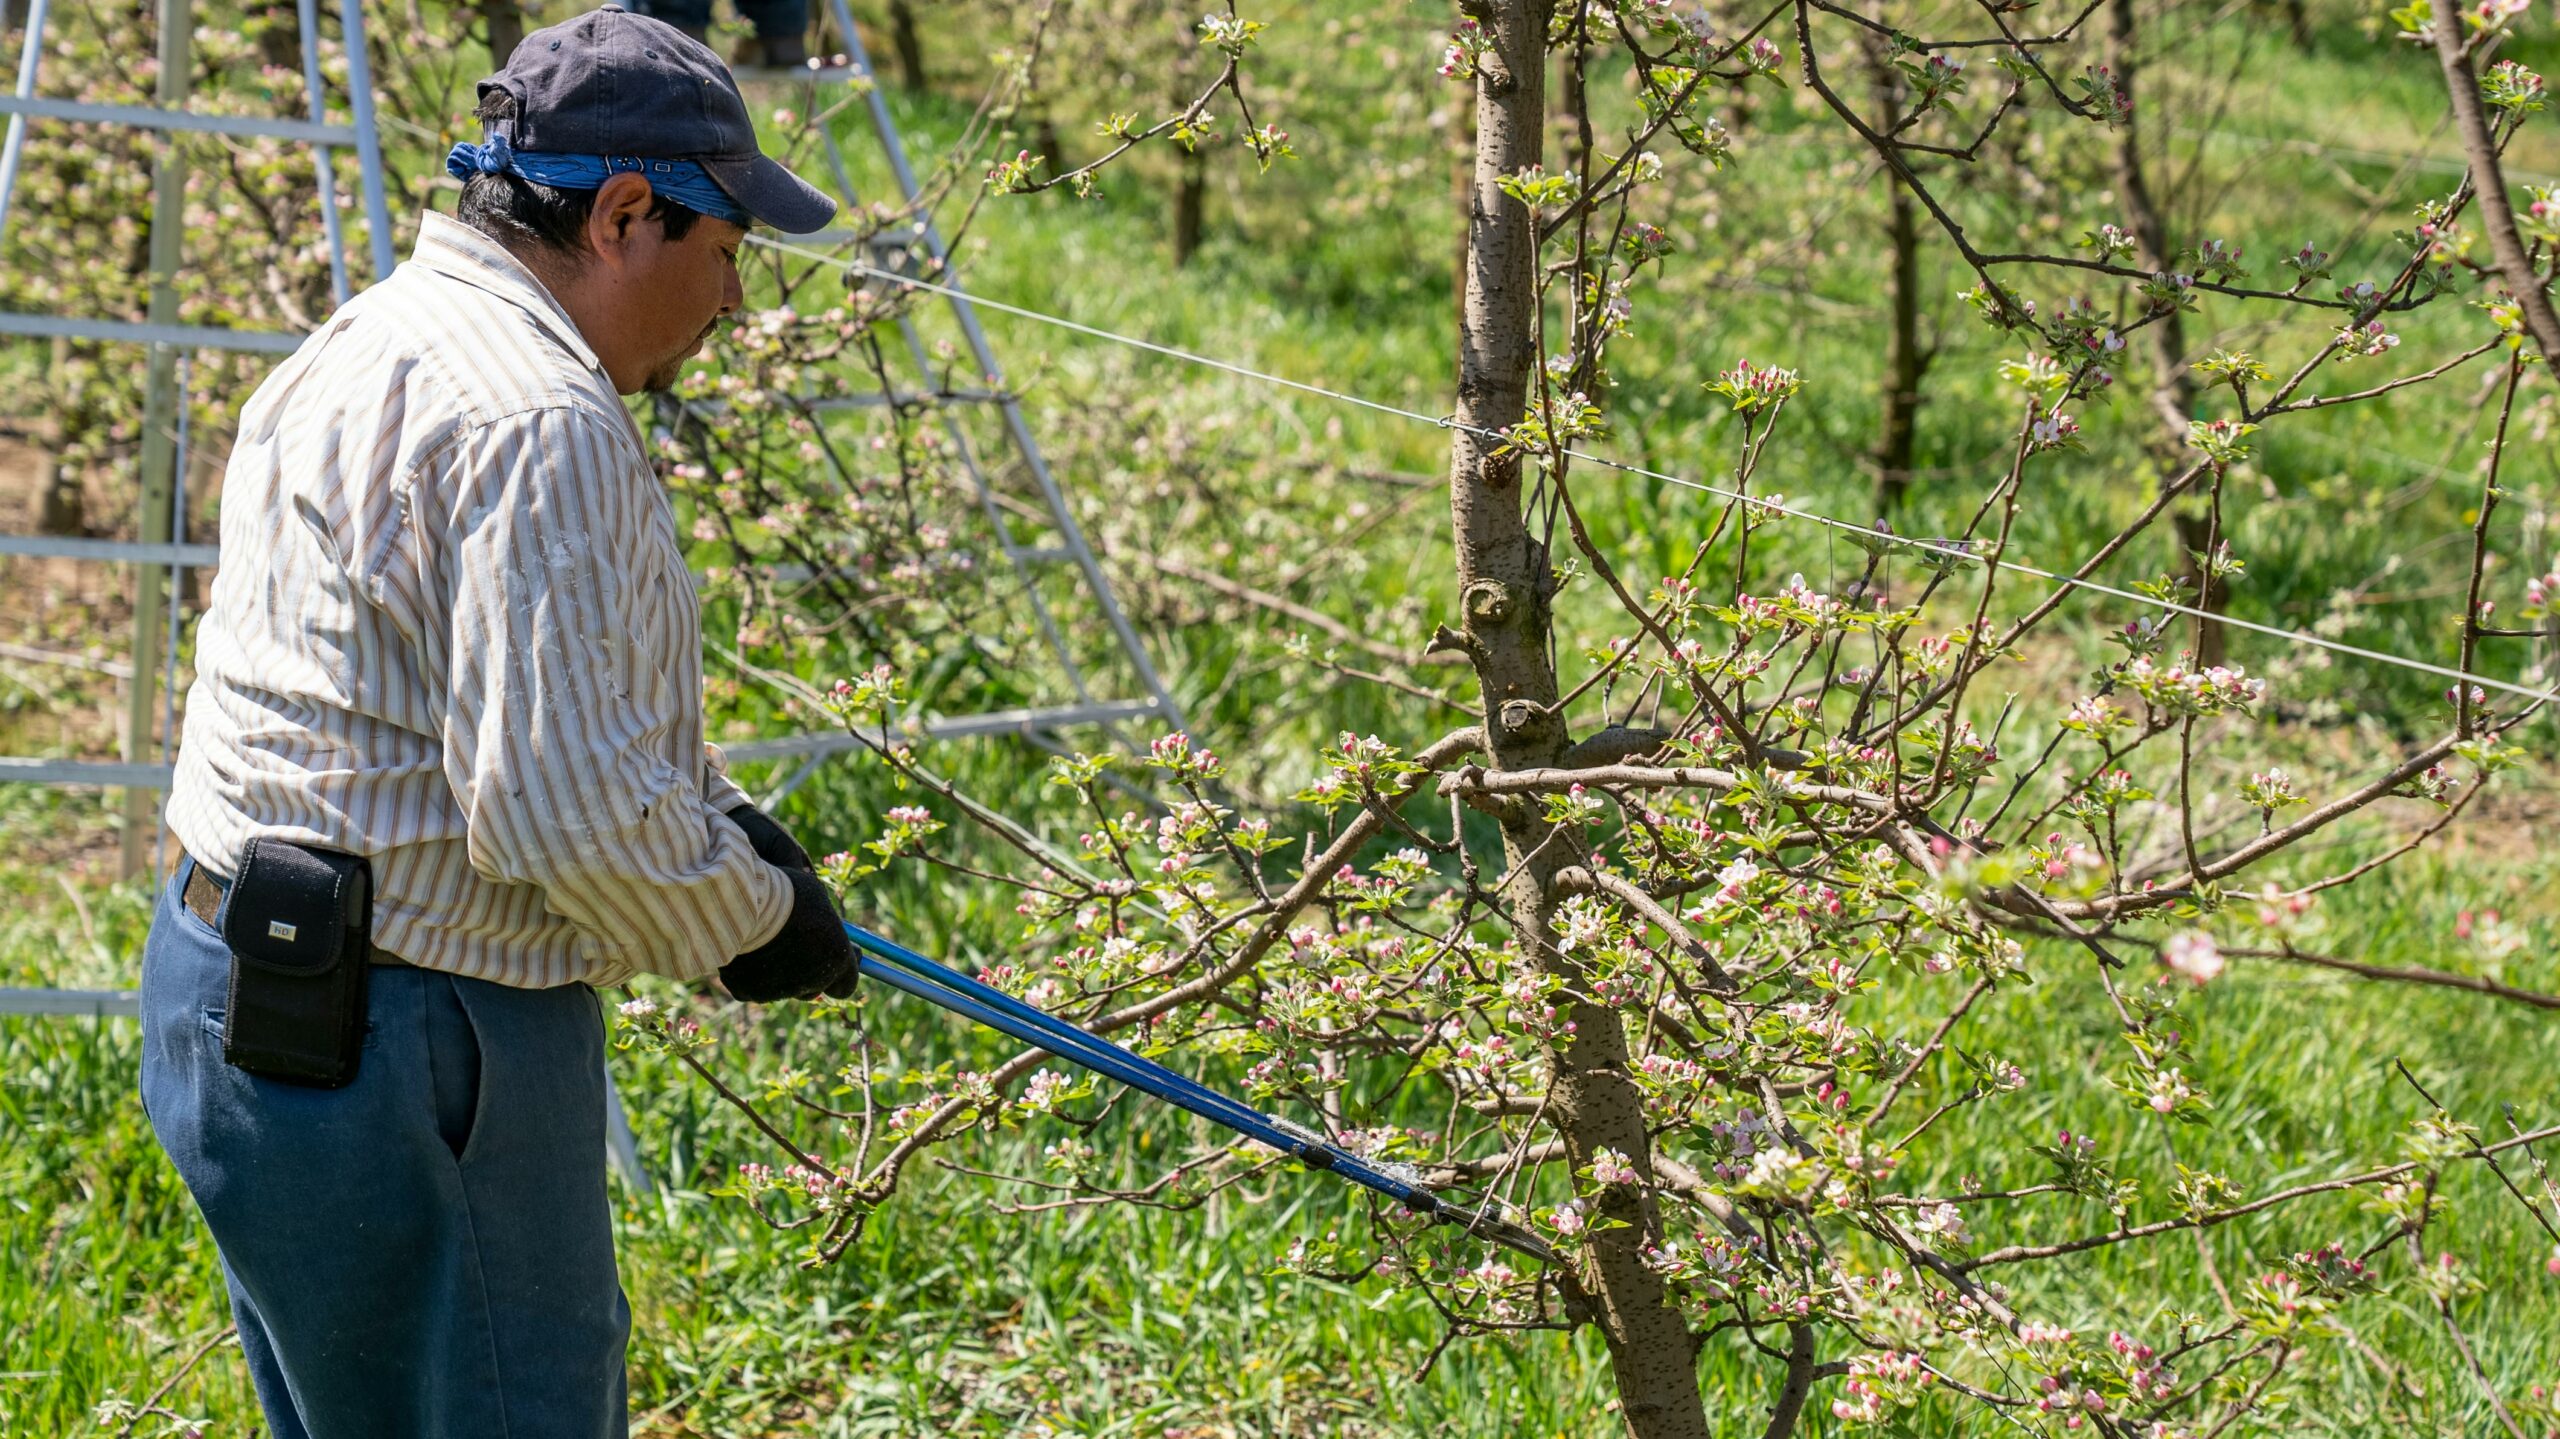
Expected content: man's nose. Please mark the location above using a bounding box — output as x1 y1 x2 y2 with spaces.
720 262 743 317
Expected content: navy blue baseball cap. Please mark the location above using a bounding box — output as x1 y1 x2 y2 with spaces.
478 4 837 234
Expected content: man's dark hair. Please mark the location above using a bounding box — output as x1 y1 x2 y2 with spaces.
456 92 703 254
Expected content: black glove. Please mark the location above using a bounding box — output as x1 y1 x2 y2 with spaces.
720 867 861 1003
726 804 814 871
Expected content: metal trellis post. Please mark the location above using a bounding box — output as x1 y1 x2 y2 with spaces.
0 0 399 806
121 0 194 878
0 0 1198 1197
0 3 671 1195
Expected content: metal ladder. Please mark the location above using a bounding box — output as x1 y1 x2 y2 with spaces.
0 0 395 814
0 2 676 1195
714 0 1186 802
0 1 1182 1191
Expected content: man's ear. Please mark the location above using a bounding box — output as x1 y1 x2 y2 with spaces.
583 172 662 270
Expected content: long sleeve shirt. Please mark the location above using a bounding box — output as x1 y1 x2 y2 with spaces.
167 211 792 988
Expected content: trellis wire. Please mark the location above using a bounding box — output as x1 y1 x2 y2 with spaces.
753 234 2558 706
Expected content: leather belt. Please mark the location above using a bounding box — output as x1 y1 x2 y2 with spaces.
184 856 414 969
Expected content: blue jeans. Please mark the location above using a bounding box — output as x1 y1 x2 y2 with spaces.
632 0 809 36
140 857 630 1439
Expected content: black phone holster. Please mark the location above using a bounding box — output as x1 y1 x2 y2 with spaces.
219 837 374 1089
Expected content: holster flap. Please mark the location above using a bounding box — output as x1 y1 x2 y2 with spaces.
220 836 370 977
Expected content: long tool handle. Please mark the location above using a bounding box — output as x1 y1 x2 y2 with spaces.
842 923 1557 1264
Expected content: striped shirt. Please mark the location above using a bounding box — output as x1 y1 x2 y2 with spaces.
168 212 792 989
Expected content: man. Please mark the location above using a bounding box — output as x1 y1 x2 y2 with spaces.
634 0 810 69
141 9 858 1435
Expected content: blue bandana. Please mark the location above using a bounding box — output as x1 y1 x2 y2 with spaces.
446 133 755 230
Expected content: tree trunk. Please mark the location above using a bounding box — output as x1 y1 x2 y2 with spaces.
1172 146 1205 267
1556 45 1585 175
1448 3 1712 1435
477 0 524 69
1035 113 1068 194
1452 84 1475 357
887 0 927 90
2106 0 2222 664
35 337 81 535
1868 41 1924 516
1170 17 1209 268
2431 4 2560 365
2272 0 2311 47
35 452 80 534
254 0 299 68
